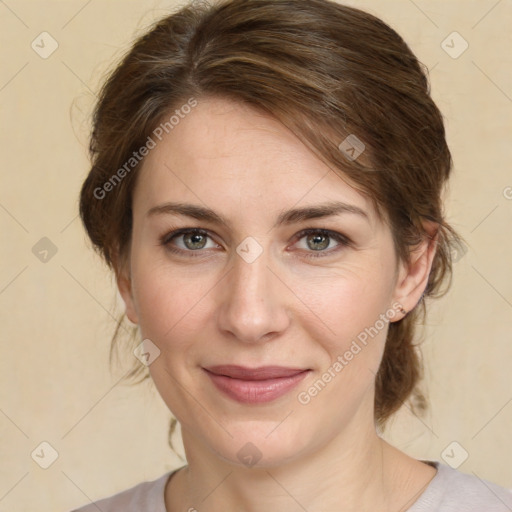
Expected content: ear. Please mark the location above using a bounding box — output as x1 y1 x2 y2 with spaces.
391 221 438 320
114 253 139 325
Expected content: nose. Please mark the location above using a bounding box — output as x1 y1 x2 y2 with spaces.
216 246 291 344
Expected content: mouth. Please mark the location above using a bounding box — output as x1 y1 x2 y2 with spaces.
203 365 311 404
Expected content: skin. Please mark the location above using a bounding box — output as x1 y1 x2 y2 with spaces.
118 97 438 511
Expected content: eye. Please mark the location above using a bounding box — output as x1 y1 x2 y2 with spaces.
160 228 220 257
292 228 351 259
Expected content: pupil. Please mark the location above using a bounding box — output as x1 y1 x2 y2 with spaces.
185 233 206 249
309 234 328 251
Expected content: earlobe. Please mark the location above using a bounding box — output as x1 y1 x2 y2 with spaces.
391 222 438 318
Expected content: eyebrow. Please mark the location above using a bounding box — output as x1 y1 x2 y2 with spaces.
146 200 369 228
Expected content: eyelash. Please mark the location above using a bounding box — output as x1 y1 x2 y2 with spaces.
159 227 351 259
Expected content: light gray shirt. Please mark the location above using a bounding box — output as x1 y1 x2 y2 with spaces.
70 460 512 511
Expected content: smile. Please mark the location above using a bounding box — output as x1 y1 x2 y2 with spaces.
203 365 311 404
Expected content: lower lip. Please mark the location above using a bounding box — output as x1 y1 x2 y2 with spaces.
204 369 310 404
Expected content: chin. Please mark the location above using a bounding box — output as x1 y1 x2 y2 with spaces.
207 420 317 470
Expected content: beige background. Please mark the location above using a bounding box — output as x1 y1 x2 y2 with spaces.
1 0 511 510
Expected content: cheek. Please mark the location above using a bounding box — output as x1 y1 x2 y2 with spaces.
304 261 394 351
293 273 392 428
131 259 213 348
130 263 215 415
295 268 395 421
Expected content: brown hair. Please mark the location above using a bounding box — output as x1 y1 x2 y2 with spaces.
79 0 463 443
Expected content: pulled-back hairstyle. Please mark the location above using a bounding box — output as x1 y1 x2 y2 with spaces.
79 0 463 443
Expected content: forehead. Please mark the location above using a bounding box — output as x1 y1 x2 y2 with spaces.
134 97 379 229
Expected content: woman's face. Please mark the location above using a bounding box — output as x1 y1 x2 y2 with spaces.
119 97 415 467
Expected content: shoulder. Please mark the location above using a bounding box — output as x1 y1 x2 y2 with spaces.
408 460 512 512
68 470 175 512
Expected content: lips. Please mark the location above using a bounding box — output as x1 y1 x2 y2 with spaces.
205 365 307 380
203 365 311 404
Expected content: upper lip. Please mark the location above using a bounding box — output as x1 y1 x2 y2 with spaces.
204 365 309 381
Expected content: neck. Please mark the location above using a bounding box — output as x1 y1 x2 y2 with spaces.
165 413 425 512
